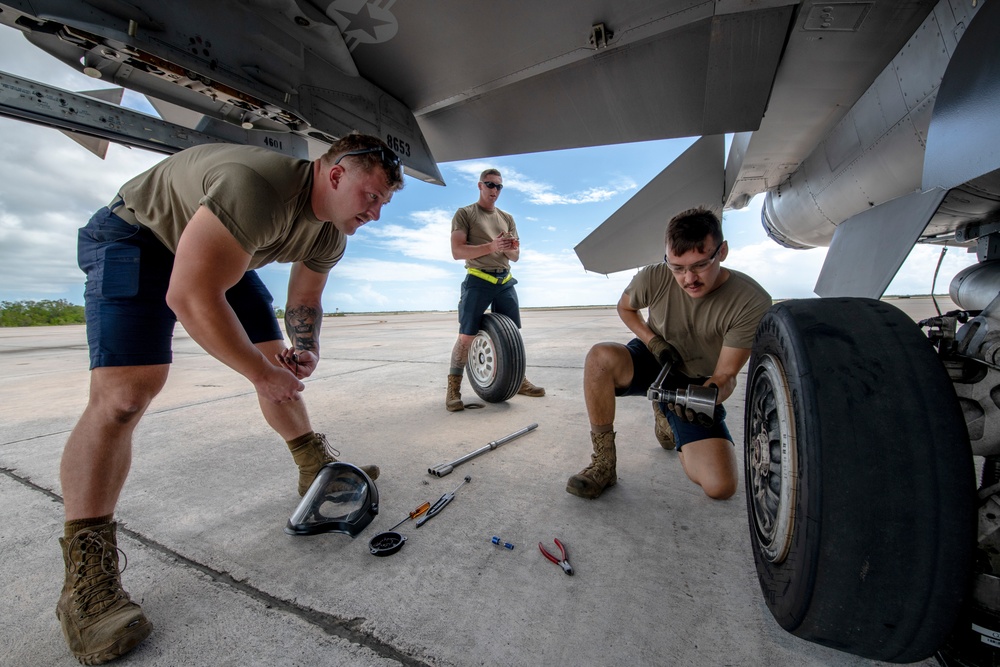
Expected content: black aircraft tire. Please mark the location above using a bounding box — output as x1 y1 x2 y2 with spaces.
465 313 525 403
744 297 975 663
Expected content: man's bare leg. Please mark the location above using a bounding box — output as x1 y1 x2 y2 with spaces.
566 343 635 499
58 364 165 663
446 334 474 411
451 334 474 371
677 438 738 499
61 365 169 520
583 342 633 429
255 340 313 440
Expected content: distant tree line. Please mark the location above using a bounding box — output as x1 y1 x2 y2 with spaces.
0 301 352 327
0 300 86 327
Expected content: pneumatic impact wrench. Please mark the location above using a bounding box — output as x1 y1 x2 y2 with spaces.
647 362 718 427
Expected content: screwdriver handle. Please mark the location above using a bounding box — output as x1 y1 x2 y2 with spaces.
386 501 433 532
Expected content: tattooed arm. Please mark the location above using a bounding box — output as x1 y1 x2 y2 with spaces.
275 262 329 378
284 304 321 357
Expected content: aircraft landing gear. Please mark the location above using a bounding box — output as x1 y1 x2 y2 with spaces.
744 297 976 663
930 291 1000 666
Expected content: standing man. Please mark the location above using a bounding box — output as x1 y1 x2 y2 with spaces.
446 168 545 411
566 207 771 500
58 134 403 664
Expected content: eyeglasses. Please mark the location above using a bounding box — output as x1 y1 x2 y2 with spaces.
664 243 722 275
481 181 504 191
334 146 401 170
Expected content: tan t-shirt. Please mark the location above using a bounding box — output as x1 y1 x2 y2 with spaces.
118 144 345 273
451 203 518 271
626 264 772 377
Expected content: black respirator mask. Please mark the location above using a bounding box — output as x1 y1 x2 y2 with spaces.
285 463 379 537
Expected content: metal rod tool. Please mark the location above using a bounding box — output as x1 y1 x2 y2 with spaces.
428 423 538 477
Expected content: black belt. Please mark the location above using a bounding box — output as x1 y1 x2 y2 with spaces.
107 194 140 225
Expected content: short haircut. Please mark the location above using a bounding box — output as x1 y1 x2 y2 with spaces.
321 133 404 190
665 207 723 256
480 168 501 181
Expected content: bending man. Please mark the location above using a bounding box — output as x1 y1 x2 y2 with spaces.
58 134 403 663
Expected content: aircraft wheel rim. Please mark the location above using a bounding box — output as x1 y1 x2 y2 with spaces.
468 332 497 387
747 353 797 565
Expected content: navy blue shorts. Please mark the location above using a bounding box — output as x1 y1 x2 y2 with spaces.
78 206 282 369
616 338 732 450
457 271 520 335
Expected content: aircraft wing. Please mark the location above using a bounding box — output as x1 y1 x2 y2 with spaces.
0 0 794 175
575 135 725 275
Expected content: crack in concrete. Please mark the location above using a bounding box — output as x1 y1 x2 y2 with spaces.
0 466 433 667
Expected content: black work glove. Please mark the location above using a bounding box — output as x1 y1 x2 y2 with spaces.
666 399 694 424
646 335 682 369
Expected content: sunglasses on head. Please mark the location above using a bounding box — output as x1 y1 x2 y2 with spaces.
481 181 503 191
334 146 401 170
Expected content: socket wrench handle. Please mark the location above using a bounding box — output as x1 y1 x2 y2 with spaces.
428 424 538 477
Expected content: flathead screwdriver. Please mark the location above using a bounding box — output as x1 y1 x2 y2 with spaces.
387 501 431 532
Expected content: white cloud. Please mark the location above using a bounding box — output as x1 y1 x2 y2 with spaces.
504 247 635 308
887 243 977 296
361 208 454 263
0 115 164 302
448 163 637 206
328 283 391 309
724 242 827 299
331 257 454 281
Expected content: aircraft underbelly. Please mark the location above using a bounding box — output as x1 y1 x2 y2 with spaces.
414 8 792 162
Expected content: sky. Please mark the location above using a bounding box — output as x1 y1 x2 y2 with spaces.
0 24 978 313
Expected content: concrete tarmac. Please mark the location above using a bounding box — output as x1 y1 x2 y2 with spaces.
0 299 949 667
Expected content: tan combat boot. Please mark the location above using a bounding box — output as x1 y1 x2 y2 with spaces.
652 402 676 450
566 431 618 499
446 373 464 412
517 377 545 397
288 432 380 496
56 522 152 665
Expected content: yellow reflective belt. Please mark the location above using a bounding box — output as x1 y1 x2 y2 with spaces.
467 267 512 285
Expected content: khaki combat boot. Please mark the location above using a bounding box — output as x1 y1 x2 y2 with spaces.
517 377 545 397
446 374 464 412
288 433 380 496
652 402 676 450
56 522 152 665
566 431 618 499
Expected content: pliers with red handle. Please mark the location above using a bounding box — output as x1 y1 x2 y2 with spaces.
539 538 573 575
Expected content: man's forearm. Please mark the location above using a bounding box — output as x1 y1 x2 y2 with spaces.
285 304 322 356
453 241 496 261
169 290 272 381
705 373 737 403
618 306 654 345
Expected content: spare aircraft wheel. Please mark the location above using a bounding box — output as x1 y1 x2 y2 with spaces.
744 297 976 663
466 312 525 403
